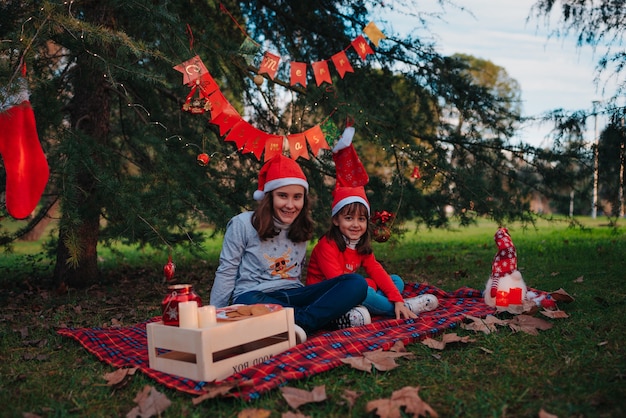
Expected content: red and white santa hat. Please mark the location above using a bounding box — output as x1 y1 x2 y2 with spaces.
253 154 309 201
331 186 370 217
491 227 518 279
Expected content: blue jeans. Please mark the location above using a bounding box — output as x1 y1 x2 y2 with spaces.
234 273 367 333
361 274 405 317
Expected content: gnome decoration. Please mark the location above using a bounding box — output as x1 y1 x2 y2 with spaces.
483 227 528 311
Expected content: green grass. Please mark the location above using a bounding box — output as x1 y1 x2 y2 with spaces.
1 217 625 417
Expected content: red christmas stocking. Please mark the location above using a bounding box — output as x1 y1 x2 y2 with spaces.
0 100 49 219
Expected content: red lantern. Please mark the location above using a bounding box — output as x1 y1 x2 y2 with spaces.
411 166 421 179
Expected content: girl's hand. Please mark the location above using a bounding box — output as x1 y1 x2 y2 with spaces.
394 301 417 319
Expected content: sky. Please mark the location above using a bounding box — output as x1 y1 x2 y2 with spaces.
380 0 616 147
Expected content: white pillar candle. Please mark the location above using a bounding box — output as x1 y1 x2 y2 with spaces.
198 305 217 328
178 301 199 328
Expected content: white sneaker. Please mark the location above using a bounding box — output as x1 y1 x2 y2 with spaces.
404 294 439 314
294 324 307 344
333 305 372 329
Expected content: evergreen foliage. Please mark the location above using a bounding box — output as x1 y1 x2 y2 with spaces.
0 0 610 286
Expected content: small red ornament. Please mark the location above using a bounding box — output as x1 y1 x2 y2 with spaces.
163 255 176 282
373 225 391 243
411 166 421 179
197 153 210 166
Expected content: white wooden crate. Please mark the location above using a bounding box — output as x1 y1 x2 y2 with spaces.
146 307 295 382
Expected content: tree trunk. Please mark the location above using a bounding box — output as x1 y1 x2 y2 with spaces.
20 199 59 242
53 6 114 288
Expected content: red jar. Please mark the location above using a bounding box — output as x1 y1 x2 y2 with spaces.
161 284 202 326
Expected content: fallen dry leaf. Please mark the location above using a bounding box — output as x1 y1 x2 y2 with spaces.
341 349 414 372
538 408 559 418
126 385 171 418
366 386 438 418
103 367 137 388
363 349 415 371
421 338 446 350
238 408 271 418
341 389 360 408
550 288 575 303
573 276 584 283
508 315 553 335
462 315 509 334
541 309 569 319
280 385 326 410
340 356 374 372
192 380 249 405
422 333 475 350
389 340 407 352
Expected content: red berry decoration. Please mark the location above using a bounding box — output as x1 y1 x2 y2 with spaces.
197 153 210 166
373 225 391 243
163 255 176 282
371 210 395 243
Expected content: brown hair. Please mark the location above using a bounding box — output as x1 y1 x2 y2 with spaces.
251 191 314 242
324 202 372 255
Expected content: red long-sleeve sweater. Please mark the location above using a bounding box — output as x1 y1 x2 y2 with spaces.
306 236 403 303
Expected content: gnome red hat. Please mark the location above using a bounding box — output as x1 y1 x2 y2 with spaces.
332 186 370 217
253 154 308 201
490 227 518 297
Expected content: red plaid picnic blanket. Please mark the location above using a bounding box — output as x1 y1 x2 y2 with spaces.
57 283 494 399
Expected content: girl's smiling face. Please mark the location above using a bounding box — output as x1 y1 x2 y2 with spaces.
333 204 368 241
271 185 306 224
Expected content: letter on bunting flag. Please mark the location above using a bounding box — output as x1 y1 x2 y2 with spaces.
351 35 375 61
264 134 284 161
303 125 329 155
290 62 307 87
331 51 354 78
311 60 332 86
258 52 281 79
287 133 309 160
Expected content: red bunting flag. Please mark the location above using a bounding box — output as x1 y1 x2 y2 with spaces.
242 127 268 161
206 91 229 119
287 133 309 160
196 72 219 97
264 135 285 161
258 51 281 80
331 50 354 79
210 104 240 136
264 135 284 161
225 120 255 149
173 55 210 86
351 35 375 61
303 125 329 156
290 62 307 87
311 60 332 86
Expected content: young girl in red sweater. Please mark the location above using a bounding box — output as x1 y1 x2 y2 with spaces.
306 185 439 320
305 121 438 321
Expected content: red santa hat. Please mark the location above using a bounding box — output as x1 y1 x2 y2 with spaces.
253 154 309 201
331 186 370 217
491 227 518 278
